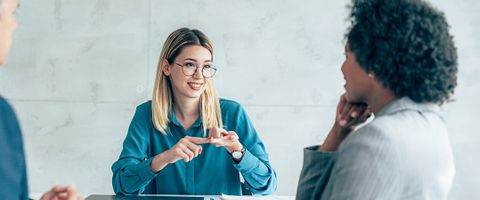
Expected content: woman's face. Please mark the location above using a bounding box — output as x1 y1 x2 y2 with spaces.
0 0 19 65
163 45 213 101
341 46 374 103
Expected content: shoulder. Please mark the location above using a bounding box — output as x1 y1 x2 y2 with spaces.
340 119 399 158
0 96 22 142
219 98 254 129
136 100 152 112
334 121 404 181
0 96 15 115
134 100 153 117
131 100 153 122
219 98 245 114
0 96 18 124
220 98 242 109
348 116 399 142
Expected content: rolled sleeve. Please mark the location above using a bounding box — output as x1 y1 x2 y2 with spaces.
112 157 158 195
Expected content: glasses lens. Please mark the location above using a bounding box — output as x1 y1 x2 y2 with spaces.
182 64 197 76
203 66 217 78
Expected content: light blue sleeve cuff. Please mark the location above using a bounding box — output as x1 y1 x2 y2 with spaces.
232 149 260 173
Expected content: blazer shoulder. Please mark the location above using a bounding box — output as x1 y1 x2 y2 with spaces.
341 120 399 155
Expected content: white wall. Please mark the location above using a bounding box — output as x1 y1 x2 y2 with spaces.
0 0 478 198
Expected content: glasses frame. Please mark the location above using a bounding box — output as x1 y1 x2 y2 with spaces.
175 62 217 78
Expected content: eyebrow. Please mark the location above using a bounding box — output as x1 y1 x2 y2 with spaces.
183 58 212 63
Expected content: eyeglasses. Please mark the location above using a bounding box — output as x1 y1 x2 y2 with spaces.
175 62 217 78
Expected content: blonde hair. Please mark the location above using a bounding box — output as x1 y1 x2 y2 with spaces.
152 28 223 135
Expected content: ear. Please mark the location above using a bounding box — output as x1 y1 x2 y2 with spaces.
162 60 171 76
367 72 376 79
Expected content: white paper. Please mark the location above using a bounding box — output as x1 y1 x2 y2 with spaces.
221 194 295 200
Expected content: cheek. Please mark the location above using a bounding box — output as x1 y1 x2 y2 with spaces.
13 17 18 30
170 69 186 80
341 61 352 77
204 78 211 84
169 74 186 87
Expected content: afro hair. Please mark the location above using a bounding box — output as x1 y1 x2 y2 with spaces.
346 0 458 104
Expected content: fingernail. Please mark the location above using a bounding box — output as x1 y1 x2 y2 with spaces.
339 120 347 126
351 112 357 117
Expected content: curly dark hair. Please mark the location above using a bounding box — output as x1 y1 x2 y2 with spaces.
346 0 458 104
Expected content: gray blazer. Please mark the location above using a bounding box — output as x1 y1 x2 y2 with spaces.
296 97 455 200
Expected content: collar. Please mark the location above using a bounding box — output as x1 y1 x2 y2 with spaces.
376 97 442 118
168 110 202 128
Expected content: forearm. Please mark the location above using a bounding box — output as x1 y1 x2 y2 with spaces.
225 141 243 163
320 123 352 151
150 150 174 172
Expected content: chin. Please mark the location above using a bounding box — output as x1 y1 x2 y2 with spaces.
0 56 6 65
187 91 205 98
189 94 203 99
344 92 358 102
346 93 368 104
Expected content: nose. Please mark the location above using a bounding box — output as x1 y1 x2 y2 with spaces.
341 61 346 74
13 17 18 31
193 66 203 79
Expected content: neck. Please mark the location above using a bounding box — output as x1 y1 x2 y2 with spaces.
367 86 396 115
173 95 201 121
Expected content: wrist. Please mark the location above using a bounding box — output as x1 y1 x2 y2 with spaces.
151 151 172 173
332 121 353 135
320 123 353 151
231 146 246 163
225 141 243 154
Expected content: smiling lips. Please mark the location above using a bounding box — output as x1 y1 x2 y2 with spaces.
188 82 203 90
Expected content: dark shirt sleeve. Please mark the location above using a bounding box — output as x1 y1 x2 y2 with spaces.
0 96 29 200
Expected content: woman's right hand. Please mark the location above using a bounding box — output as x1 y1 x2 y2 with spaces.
40 185 83 200
336 95 371 129
320 94 371 151
151 136 209 172
167 136 210 163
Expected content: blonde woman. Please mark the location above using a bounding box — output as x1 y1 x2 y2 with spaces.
112 28 277 195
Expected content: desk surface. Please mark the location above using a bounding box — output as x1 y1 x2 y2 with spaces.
86 194 295 200
86 195 207 200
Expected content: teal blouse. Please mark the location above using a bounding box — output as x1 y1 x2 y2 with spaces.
111 99 277 195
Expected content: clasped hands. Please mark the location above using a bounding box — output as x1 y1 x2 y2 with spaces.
164 127 241 164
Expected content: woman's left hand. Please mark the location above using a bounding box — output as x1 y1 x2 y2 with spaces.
208 127 239 147
208 127 242 153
